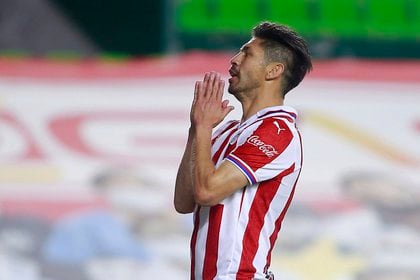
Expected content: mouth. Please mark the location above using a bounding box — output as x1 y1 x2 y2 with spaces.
229 68 239 77
228 68 239 83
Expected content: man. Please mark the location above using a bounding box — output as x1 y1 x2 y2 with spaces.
174 21 312 280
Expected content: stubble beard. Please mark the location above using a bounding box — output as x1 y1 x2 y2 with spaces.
228 77 260 102
228 83 246 102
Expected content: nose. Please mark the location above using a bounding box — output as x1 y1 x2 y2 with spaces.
229 52 241 66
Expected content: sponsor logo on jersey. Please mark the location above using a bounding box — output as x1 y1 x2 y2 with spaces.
247 135 279 157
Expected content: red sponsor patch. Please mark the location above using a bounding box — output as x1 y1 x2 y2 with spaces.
231 119 293 171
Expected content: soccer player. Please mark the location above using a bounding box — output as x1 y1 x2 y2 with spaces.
174 21 312 280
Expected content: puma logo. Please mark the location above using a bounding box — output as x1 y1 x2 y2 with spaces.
273 121 286 135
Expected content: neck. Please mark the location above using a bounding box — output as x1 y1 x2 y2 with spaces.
239 88 284 122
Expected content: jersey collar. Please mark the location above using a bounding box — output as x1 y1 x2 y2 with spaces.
240 105 297 128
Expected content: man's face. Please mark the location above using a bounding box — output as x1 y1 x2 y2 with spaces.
228 37 267 98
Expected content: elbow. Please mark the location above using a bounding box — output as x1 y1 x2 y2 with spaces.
173 198 195 214
174 203 194 214
194 187 219 207
193 176 223 206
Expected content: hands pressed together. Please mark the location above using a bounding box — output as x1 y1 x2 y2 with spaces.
190 72 234 130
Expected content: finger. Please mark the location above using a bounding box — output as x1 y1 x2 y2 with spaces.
222 100 234 117
203 72 210 83
221 99 230 109
205 72 216 99
202 72 211 99
211 72 221 99
216 78 225 101
195 81 204 103
193 81 199 105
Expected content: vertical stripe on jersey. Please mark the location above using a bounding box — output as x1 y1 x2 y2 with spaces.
237 164 295 278
264 167 298 273
265 131 303 273
203 204 224 279
190 206 201 280
191 122 236 280
238 187 247 218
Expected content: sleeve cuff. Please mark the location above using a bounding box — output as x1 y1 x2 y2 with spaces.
226 154 258 185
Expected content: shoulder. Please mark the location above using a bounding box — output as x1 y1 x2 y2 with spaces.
238 117 296 153
249 116 295 138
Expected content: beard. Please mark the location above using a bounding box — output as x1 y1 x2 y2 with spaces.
228 75 260 100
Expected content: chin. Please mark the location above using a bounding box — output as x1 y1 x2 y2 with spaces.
227 85 235 94
228 88 243 101
228 83 239 94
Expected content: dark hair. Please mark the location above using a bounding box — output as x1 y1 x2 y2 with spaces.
253 21 312 95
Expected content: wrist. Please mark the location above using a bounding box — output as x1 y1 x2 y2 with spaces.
194 123 213 134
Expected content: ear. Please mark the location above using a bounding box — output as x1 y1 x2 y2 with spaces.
265 62 284 81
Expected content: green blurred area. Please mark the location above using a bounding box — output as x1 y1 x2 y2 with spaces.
177 0 420 39
176 0 420 58
41 0 420 58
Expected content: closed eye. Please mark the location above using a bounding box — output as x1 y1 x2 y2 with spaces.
240 46 250 55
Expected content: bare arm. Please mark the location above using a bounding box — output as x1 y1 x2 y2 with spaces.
190 72 248 206
174 79 200 214
174 127 196 214
174 71 248 212
193 127 248 206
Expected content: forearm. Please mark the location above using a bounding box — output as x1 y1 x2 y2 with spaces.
192 125 217 206
179 71 234 207
174 128 196 213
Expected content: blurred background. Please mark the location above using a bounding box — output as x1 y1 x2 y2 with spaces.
0 0 419 279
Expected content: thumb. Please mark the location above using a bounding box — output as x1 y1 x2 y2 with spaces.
219 106 234 125
223 106 235 118
221 99 231 108
225 106 234 115
222 100 234 116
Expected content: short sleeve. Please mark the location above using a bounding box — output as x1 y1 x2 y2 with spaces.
225 118 295 185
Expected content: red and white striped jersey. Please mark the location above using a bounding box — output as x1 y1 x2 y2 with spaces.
190 106 303 280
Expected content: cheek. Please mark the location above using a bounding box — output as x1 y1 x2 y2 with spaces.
243 65 265 81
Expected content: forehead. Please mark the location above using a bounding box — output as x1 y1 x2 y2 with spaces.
240 37 264 52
